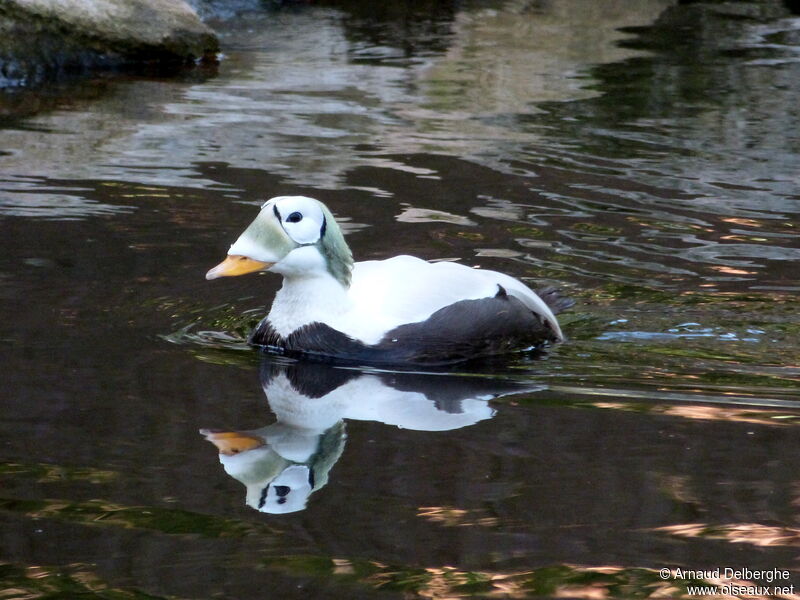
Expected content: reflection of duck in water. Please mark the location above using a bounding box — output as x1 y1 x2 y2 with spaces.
202 421 345 515
202 360 537 514
206 196 571 366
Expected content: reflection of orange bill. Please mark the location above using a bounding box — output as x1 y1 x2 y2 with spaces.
206 255 271 280
200 429 266 456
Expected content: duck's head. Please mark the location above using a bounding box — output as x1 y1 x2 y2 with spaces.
206 196 354 287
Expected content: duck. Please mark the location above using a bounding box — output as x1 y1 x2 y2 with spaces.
206 195 571 366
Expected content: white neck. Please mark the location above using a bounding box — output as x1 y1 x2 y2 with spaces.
267 269 352 337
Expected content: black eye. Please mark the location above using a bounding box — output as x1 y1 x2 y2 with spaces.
286 211 303 223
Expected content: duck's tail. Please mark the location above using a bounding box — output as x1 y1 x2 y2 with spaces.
536 287 575 315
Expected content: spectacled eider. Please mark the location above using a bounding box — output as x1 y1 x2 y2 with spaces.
206 196 571 366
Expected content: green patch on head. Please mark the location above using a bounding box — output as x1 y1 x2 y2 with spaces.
317 202 354 287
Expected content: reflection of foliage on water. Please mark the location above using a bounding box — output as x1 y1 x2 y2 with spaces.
583 283 792 305
0 562 170 600
263 556 721 598
0 497 277 539
654 522 800 548
417 505 499 528
583 402 800 427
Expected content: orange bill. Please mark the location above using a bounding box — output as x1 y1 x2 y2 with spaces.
200 429 266 456
206 255 272 280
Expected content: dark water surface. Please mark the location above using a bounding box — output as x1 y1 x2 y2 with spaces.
2 1 800 598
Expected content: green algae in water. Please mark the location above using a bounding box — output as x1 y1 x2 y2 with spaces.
0 497 278 539
159 296 267 364
263 555 717 598
0 562 173 600
0 461 119 484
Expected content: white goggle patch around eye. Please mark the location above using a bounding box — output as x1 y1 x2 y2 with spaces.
285 217 322 245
